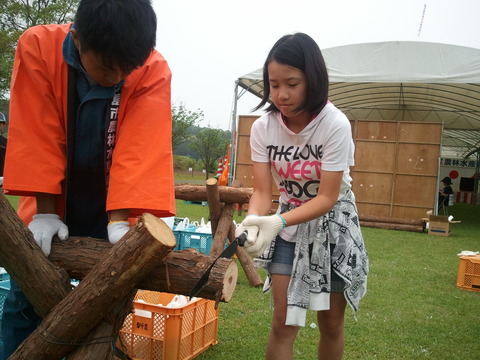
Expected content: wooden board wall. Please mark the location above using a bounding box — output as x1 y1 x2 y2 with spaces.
234 116 442 219
351 121 442 219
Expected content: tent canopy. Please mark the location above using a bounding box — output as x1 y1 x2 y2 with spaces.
237 41 480 159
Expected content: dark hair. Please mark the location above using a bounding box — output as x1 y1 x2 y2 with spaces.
75 0 156 73
255 33 329 115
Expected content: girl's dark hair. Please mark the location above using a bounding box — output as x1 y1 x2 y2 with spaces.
255 33 329 115
75 0 156 74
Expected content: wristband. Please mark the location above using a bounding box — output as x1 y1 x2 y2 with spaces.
278 214 287 228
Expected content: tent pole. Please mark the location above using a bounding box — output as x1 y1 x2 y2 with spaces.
229 81 239 185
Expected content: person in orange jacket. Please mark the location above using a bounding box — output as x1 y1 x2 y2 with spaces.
0 111 6 187
1 0 175 357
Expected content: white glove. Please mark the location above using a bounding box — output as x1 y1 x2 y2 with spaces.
240 214 286 257
28 214 69 256
107 221 130 244
235 215 260 244
0 176 3 186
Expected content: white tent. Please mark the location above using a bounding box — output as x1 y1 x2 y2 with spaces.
235 41 480 160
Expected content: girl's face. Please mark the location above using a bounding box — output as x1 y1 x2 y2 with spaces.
268 61 308 121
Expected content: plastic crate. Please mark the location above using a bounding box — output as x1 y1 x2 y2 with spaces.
176 229 214 254
0 272 11 317
173 230 182 251
457 255 480 292
0 273 11 354
118 290 218 360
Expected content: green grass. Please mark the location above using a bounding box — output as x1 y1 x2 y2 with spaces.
5 192 480 359
195 203 480 360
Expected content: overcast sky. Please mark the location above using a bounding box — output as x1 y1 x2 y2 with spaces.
152 0 480 130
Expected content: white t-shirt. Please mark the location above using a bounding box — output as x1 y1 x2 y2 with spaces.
250 102 355 241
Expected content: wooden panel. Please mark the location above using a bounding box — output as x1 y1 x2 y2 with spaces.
398 123 442 143
356 203 391 217
395 144 440 176
356 121 397 141
235 117 442 221
236 135 252 164
351 172 393 204
354 142 395 172
235 164 254 188
237 115 258 134
393 174 437 207
393 206 432 219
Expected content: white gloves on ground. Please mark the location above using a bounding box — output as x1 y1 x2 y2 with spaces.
28 214 69 256
107 221 130 244
236 214 286 257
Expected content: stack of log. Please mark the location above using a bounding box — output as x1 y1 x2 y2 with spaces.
204 178 262 287
0 192 237 359
175 183 426 233
359 214 425 233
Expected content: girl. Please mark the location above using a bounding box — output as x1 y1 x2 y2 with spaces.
235 33 369 360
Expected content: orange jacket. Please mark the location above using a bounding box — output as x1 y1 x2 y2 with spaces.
4 24 175 224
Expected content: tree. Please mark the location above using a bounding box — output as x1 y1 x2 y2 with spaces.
172 103 203 151
189 128 230 179
0 0 79 99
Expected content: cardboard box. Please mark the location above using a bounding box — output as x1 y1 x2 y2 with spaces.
427 215 460 236
428 215 450 236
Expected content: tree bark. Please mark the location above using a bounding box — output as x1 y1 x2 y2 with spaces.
175 184 253 204
209 203 236 257
0 192 71 318
48 238 238 303
360 221 424 233
228 223 263 287
65 290 137 360
359 214 423 226
10 213 176 360
206 177 222 236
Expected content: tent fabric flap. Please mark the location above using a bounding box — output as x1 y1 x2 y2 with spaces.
237 41 480 159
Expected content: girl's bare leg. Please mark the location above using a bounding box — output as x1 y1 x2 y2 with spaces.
265 274 300 360
317 292 347 360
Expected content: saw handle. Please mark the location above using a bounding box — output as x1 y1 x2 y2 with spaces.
236 230 247 246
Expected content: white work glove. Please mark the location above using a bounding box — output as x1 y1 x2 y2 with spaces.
28 214 69 256
235 215 260 244
0 176 3 186
240 214 286 257
107 221 130 244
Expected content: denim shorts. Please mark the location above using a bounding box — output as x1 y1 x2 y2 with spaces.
269 236 344 293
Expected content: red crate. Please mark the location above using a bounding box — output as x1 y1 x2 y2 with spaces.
118 290 218 360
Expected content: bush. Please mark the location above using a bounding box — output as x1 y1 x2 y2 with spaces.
173 155 196 171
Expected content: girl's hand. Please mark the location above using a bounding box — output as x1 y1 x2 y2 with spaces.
241 214 286 257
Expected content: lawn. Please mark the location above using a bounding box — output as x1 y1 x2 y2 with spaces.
3 193 480 359
196 203 480 360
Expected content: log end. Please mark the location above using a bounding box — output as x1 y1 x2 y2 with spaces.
220 260 238 302
143 213 177 248
206 177 218 186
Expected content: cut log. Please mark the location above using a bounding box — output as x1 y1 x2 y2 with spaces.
10 213 176 360
206 177 222 236
359 214 423 226
209 202 236 257
66 290 137 360
0 192 71 318
226 180 263 287
48 237 238 302
360 221 424 233
175 184 253 204
228 223 263 287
